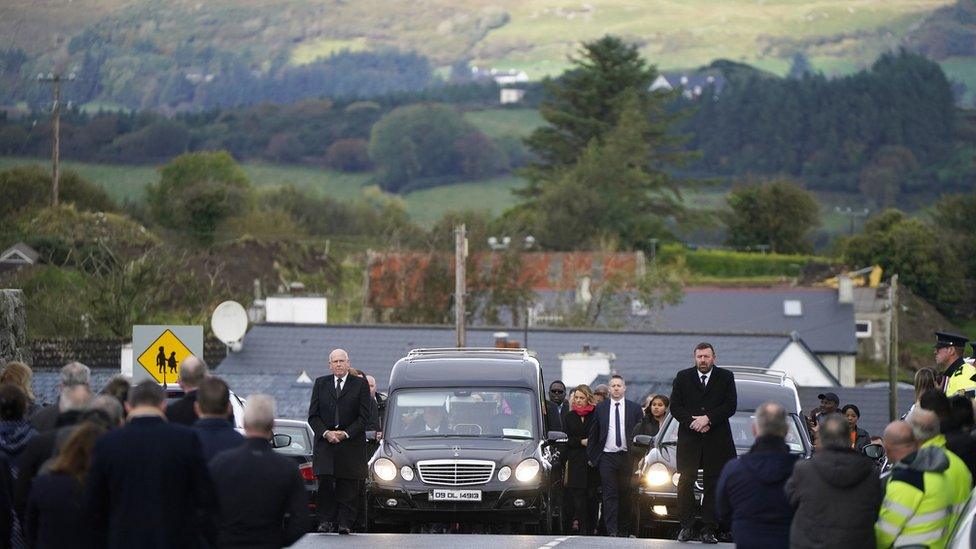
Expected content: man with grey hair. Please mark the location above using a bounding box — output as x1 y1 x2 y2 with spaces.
29 361 91 432
209 395 307 547
715 403 797 548
785 414 882 548
166 355 209 426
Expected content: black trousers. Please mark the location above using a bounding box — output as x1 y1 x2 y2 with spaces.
597 451 633 536
317 474 360 528
676 453 719 531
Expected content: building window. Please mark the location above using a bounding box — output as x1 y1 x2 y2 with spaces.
783 300 803 317
856 320 872 338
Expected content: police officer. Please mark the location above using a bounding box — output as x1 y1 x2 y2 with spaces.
934 331 976 398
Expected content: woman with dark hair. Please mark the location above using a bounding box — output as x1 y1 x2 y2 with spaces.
841 404 870 451
0 384 36 466
0 362 37 417
561 384 598 534
24 421 107 548
633 394 669 438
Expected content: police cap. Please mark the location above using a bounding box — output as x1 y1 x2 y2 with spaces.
934 331 968 349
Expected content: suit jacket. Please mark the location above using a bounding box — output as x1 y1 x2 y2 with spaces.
209 438 308 549
669 366 737 473
586 398 643 467
193 418 246 462
166 390 199 426
24 473 91 549
85 415 215 549
546 400 567 432
308 373 371 478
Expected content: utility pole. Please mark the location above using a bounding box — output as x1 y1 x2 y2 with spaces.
888 274 899 421
835 206 870 237
455 224 467 347
37 72 75 207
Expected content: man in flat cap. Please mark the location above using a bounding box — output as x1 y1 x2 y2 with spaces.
934 331 976 398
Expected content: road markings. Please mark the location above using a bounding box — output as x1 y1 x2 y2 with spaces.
537 536 574 549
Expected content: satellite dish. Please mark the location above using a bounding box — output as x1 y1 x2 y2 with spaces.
211 301 248 345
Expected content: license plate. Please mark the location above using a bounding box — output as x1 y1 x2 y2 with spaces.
430 489 482 502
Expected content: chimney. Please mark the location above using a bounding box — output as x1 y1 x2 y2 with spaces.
838 275 853 304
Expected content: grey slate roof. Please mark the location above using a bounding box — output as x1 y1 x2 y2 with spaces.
217 324 795 388
632 288 857 355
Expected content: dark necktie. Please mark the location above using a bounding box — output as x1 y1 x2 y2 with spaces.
701 374 707 387
614 402 622 448
334 377 343 427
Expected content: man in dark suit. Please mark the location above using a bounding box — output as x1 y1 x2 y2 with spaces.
192 376 245 462
210 394 307 548
586 374 643 537
669 342 738 544
166 356 208 426
308 348 371 535
86 380 215 548
546 380 568 432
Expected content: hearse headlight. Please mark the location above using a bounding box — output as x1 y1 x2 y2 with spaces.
373 458 397 481
515 458 540 482
644 462 670 487
497 466 512 482
400 465 414 481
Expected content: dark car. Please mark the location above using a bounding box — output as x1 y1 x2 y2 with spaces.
271 418 318 528
364 348 565 533
632 368 813 538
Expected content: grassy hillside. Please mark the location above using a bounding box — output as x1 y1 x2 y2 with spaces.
5 0 955 79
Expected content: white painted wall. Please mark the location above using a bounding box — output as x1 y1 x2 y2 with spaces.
769 342 837 387
560 352 613 387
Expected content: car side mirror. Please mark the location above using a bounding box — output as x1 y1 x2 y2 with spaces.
366 430 377 441
271 434 292 449
862 443 885 460
633 434 654 448
547 430 568 443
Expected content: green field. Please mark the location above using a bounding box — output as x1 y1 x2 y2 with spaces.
463 109 545 139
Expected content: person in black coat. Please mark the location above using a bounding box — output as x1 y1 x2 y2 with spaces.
86 380 215 549
166 356 208 426
586 374 643 537
209 395 307 548
307 348 371 535
669 342 737 544
13 406 86 522
0 453 11 549
784 414 882 549
192 377 245 462
24 421 107 549
546 380 568 432
561 385 598 534
716 402 798 549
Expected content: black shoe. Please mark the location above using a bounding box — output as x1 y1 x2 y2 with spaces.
701 531 718 544
317 522 334 533
676 528 694 542
337 525 351 535
718 531 734 543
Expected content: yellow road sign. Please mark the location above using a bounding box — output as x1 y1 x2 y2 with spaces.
135 329 195 384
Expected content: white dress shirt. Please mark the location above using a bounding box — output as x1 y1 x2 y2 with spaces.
699 369 711 387
603 397 627 452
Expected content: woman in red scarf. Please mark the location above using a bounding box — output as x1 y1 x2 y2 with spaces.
561 384 598 534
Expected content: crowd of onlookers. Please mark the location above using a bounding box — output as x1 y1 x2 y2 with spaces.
0 358 307 549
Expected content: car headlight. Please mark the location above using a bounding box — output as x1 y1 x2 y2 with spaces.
400 465 414 481
515 458 540 482
497 465 512 482
373 458 397 481
671 472 681 487
644 462 670 487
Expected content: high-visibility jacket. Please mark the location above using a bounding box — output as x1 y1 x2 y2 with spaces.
921 434 973 533
943 357 976 397
876 447 954 549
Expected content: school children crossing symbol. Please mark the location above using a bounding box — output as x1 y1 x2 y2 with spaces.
132 325 203 385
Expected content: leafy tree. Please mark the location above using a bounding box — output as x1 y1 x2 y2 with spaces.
932 190 976 280
724 180 821 254
844 209 964 311
521 35 690 195
0 166 116 217
147 151 252 244
787 52 814 80
858 146 918 208
509 92 684 250
325 138 371 172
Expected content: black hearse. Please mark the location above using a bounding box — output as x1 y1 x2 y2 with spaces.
364 348 565 533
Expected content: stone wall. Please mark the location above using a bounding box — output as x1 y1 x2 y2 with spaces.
28 337 228 370
0 289 30 364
